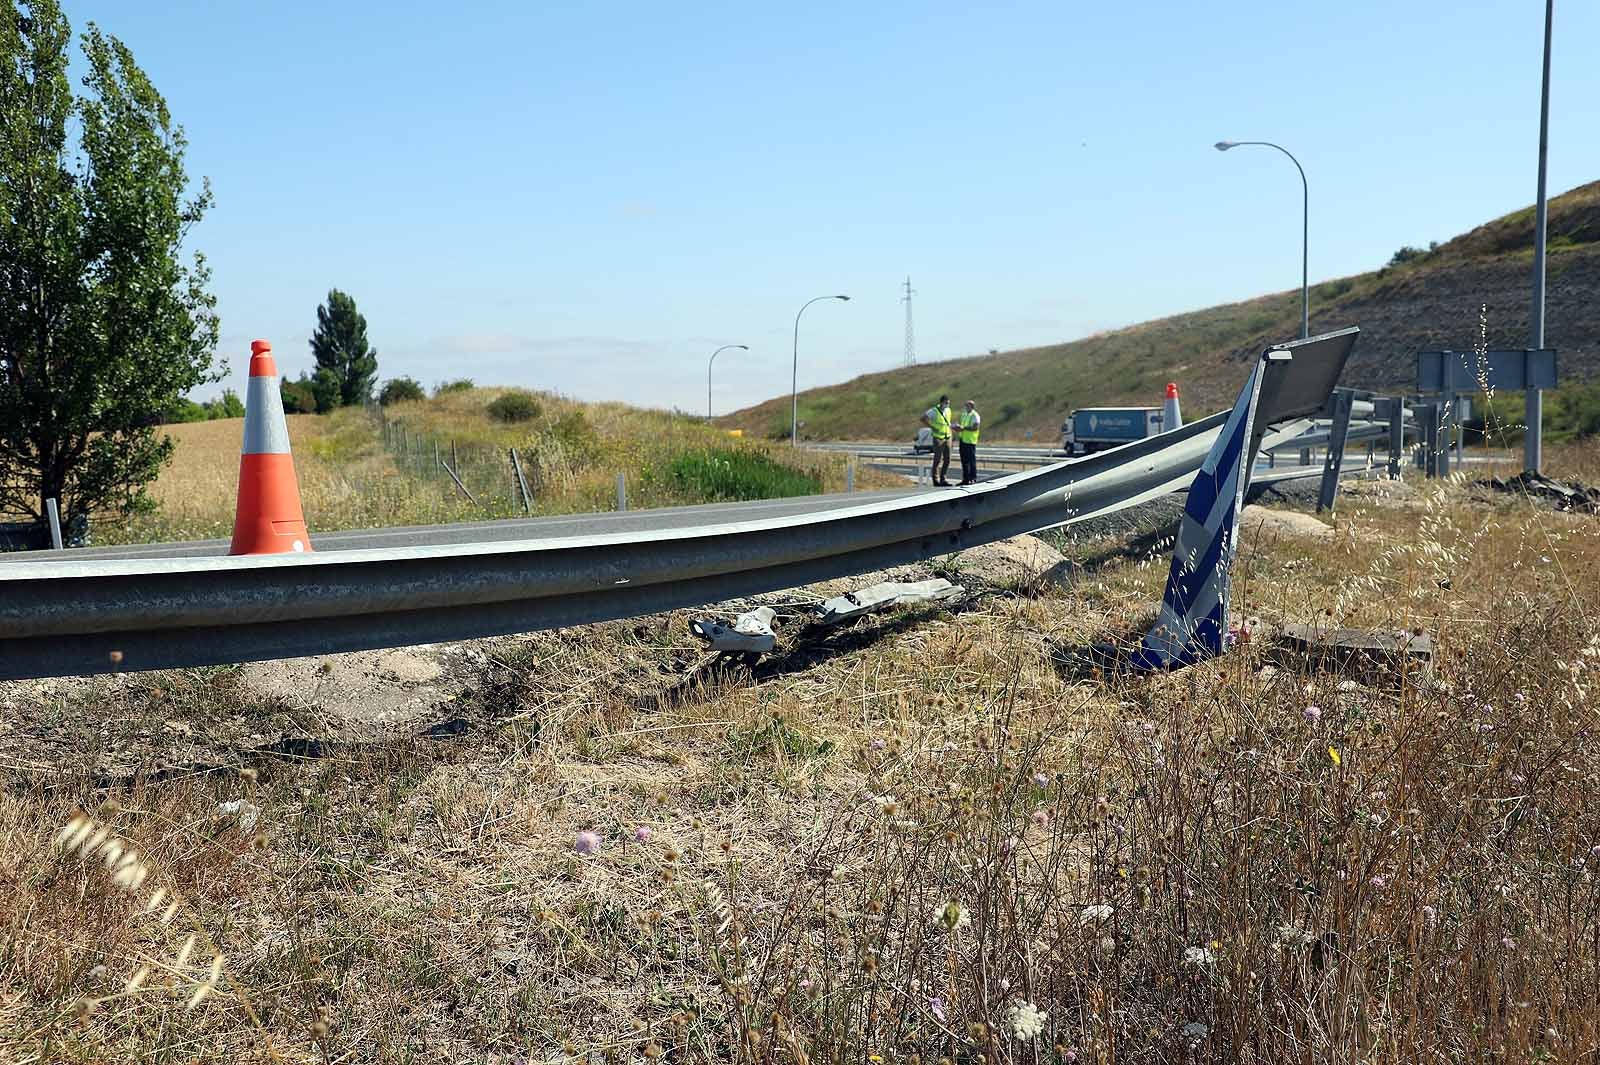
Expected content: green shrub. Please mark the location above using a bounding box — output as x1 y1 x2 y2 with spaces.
164 398 207 424
205 389 245 419
659 448 821 502
487 390 543 423
378 377 426 407
433 378 474 396
281 378 318 414
998 402 1025 424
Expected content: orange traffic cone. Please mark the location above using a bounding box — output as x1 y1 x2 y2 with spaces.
1162 381 1183 432
229 340 313 555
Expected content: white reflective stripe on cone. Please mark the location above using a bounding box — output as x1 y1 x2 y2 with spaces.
241 375 292 455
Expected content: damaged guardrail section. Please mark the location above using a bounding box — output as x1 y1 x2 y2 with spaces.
0 330 1358 681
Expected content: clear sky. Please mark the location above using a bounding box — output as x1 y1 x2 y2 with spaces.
57 0 1600 412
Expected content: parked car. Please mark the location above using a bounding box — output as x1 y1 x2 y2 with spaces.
913 426 934 453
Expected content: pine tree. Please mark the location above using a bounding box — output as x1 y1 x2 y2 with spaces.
309 289 378 408
0 1 219 525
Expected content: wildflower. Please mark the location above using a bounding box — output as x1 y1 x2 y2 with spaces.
799 978 813 991
1500 936 1516 951
932 901 971 932
928 995 947 1023
870 738 887 751
1369 876 1387 890
1031 810 1049 829
574 830 601 856
1303 705 1322 722
1182 1022 1209 1041
1183 945 1217 968
634 826 652 843
1032 772 1050 788
1079 903 1114 926
1008 1000 1047 1040
1328 747 1341 766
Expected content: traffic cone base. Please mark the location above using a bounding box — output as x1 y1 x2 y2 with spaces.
230 453 311 554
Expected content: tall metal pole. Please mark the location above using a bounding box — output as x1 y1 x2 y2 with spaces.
706 344 748 422
791 294 849 446
1527 0 1553 474
1215 140 1310 338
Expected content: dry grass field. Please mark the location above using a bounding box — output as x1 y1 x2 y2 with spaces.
2 458 1598 1062
94 392 880 546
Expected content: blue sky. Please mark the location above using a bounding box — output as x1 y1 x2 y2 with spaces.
59 0 1600 412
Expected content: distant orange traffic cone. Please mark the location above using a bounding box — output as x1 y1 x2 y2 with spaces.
229 340 313 555
1162 381 1183 432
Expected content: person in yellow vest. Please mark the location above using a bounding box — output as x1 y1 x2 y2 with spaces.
920 394 954 486
957 400 981 485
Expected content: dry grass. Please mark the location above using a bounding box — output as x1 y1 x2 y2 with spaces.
2 478 1596 1062
94 392 888 545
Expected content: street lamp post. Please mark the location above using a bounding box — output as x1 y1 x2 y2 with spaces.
1527 0 1554 474
707 344 749 422
1216 140 1310 339
791 294 850 446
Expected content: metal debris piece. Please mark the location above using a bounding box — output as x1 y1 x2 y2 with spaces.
816 578 964 626
1476 472 1600 514
1275 623 1433 682
689 606 777 654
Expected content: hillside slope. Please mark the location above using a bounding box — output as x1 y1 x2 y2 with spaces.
722 180 1600 442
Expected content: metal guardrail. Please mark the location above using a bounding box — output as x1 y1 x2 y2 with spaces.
0 330 1359 682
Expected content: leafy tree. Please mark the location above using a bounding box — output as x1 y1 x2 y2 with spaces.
433 378 474 396
205 388 244 419
309 288 377 407
379 376 425 406
280 376 317 414
0 2 219 525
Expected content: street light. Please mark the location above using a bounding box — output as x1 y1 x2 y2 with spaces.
706 344 749 422
1527 0 1554 474
791 294 850 446
1216 139 1310 339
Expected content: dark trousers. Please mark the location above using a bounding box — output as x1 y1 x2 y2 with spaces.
959 441 977 483
930 440 951 484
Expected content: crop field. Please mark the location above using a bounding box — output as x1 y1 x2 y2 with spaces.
2 451 1598 1062
93 390 881 546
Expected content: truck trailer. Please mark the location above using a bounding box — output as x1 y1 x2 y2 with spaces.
1060 407 1165 455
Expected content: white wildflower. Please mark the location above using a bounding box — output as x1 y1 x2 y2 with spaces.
1183 945 1218 968
1009 1000 1048 1040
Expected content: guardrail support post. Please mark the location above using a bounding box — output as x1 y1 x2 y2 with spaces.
1422 403 1440 478
617 473 627 511
1437 398 1453 478
846 460 855 493
1388 398 1404 479
1317 389 1354 514
45 499 63 550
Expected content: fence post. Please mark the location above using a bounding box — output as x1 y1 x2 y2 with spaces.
45 498 63 550
433 440 441 478
616 473 627 512
451 438 458 473
510 448 532 514
439 455 478 505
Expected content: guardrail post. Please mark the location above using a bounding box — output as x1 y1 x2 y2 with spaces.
1388 397 1404 479
846 460 855 493
1299 446 1311 466
1317 389 1354 514
617 473 627 511
1422 403 1440 478
510 448 533 514
1437 399 1452 478
45 499 64 550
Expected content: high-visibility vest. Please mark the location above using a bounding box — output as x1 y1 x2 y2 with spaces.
959 410 980 444
928 405 953 440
